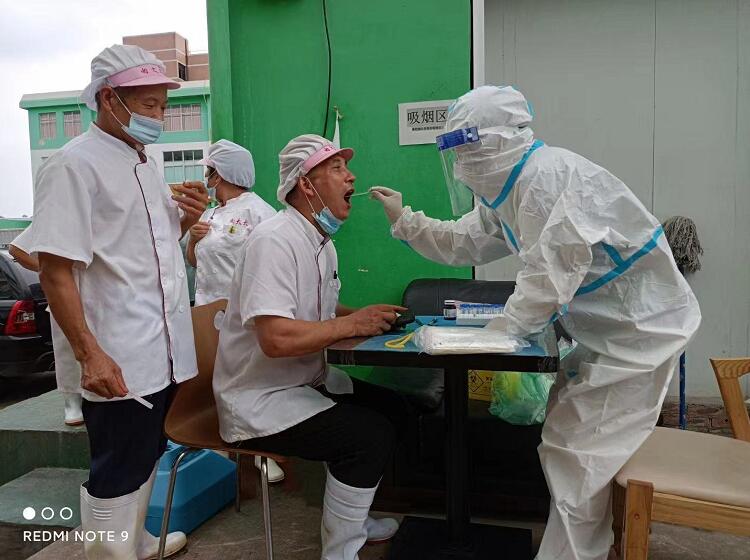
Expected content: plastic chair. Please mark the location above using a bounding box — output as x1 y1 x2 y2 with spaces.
611 357 750 559
157 299 286 560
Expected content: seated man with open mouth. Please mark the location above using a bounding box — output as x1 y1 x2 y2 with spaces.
213 134 409 559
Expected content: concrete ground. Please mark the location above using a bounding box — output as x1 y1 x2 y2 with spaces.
22 458 750 560
0 390 89 489
0 468 86 528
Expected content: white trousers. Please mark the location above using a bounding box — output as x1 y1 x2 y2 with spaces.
535 348 678 560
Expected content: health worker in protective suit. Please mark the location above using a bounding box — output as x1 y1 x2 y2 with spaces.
371 85 701 560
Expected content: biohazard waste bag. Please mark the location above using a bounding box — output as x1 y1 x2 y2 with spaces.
489 371 555 425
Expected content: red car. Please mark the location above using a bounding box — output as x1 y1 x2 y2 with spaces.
0 249 54 378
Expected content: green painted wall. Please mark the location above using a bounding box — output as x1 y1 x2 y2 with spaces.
206 0 233 141
207 0 472 307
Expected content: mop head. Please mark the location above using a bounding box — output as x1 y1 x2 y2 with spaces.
662 216 703 274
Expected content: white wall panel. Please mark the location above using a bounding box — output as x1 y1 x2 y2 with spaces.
480 0 750 396
653 0 744 396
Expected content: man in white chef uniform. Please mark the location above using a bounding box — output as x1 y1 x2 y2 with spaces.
213 134 409 559
29 44 208 559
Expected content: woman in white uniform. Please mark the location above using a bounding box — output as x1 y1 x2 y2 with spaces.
187 139 276 305
186 139 283 480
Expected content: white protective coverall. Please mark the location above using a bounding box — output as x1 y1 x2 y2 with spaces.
380 86 701 560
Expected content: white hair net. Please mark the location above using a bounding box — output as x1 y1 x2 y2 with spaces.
276 134 354 205
200 139 256 189
80 44 171 111
447 85 533 130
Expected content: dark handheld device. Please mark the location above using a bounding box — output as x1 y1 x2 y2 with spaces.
389 311 415 332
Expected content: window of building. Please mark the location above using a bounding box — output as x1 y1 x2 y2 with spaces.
163 104 202 132
163 149 204 184
39 113 56 141
178 62 187 81
63 111 82 137
182 104 201 131
164 107 181 132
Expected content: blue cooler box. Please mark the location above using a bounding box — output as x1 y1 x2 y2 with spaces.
146 442 237 535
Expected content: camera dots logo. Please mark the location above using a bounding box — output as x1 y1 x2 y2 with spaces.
21 506 73 521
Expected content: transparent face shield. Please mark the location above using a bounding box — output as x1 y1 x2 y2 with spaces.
436 127 480 216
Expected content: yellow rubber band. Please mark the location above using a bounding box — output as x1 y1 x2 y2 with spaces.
384 332 415 349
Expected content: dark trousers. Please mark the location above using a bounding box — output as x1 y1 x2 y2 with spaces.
238 377 409 488
82 384 175 499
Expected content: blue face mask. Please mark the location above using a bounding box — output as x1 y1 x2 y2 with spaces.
304 178 344 236
205 172 219 208
203 170 216 192
203 171 220 208
314 206 344 236
111 90 163 145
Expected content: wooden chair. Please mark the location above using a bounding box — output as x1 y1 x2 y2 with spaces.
156 300 286 560
612 357 750 559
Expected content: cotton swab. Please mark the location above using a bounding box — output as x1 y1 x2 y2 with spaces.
128 393 154 410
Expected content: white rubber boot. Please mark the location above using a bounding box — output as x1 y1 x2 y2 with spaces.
364 516 399 544
64 392 84 426
80 483 140 559
321 471 377 560
136 463 187 560
254 455 285 483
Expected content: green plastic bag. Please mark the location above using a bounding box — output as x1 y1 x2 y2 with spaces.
489 371 555 425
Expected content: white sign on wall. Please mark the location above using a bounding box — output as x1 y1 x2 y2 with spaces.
398 100 454 146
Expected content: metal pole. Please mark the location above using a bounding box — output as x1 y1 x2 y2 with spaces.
158 448 195 560
260 457 274 559
679 352 687 430
235 452 242 512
